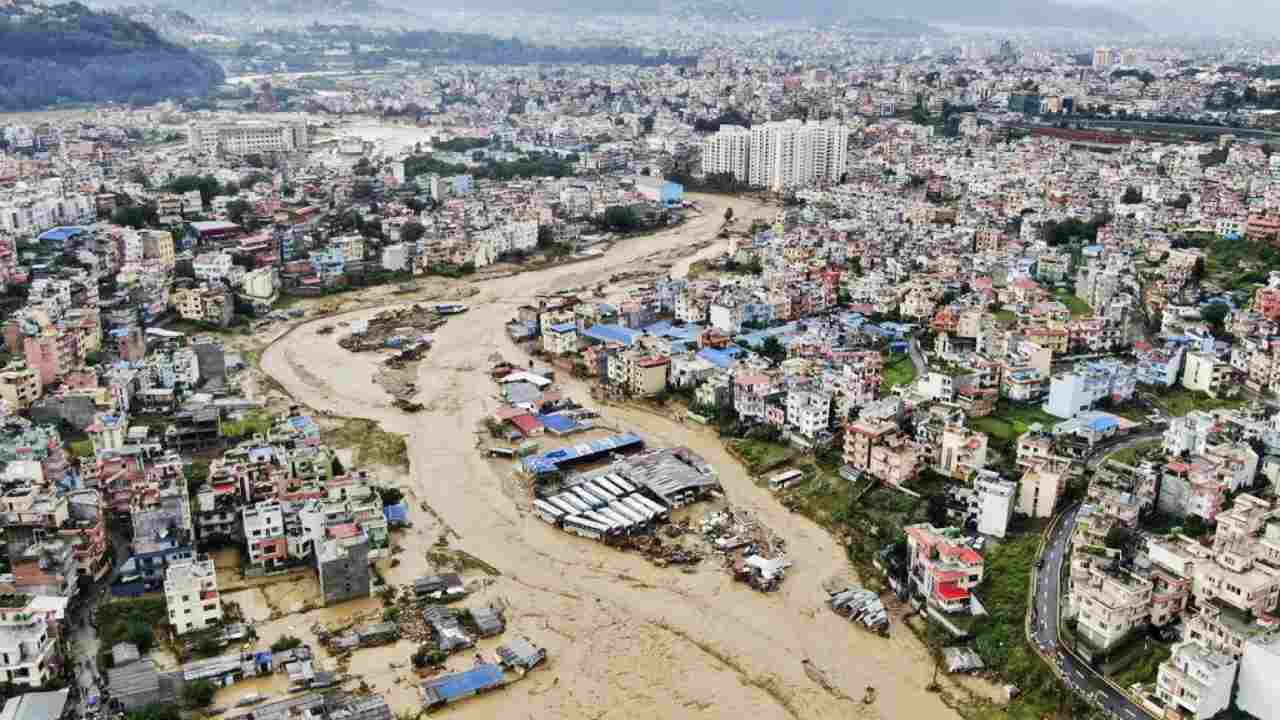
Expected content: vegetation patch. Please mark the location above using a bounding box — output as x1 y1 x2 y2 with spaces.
323 418 409 471
881 353 918 393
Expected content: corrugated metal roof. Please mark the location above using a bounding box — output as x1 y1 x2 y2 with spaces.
421 664 505 702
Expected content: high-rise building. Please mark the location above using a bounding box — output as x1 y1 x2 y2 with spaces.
747 119 848 191
1093 48 1113 68
700 124 751 184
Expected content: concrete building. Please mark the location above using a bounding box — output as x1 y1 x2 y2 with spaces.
974 473 1016 539
1182 351 1234 400
1238 630 1280 720
0 366 40 409
1076 568 1153 652
1155 641 1237 720
1043 360 1136 419
0 595 62 687
903 524 984 615
747 119 848 191
164 557 222 635
1017 460 1067 518
317 526 370 606
700 125 751 184
188 121 309 155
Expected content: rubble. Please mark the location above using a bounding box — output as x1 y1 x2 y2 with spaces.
337 304 449 353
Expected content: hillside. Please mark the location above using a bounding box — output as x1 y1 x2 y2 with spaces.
0 1 224 111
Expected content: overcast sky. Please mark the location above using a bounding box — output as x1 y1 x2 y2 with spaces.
1081 0 1280 32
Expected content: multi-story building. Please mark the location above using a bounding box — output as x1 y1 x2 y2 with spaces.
1155 641 1237 720
747 119 848 190
187 121 309 155
1043 359 1136 419
164 556 222 635
936 425 989 480
1017 458 1069 518
243 501 288 571
0 594 62 687
904 524 984 615
1182 351 1236 400
1076 567 1153 652
0 365 40 409
700 125 751 184
973 473 1016 539
784 386 831 442
1238 630 1280 720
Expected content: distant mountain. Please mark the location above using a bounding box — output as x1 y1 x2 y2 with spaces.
0 1 224 111
409 0 1142 32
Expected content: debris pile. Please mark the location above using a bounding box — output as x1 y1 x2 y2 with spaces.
827 585 890 634
618 534 702 567
338 304 448 353
701 508 786 557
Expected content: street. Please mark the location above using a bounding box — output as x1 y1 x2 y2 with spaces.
1032 504 1151 719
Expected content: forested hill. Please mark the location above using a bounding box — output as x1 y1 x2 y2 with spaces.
0 2 224 111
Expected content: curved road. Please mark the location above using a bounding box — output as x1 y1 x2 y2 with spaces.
1031 430 1166 720
260 193 972 720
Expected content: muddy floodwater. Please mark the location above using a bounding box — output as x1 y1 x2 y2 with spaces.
260 193 992 719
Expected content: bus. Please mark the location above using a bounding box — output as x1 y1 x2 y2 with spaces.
571 487 606 509
607 474 637 494
768 469 804 492
582 511 621 534
547 496 578 516
596 508 634 532
533 500 565 525
594 476 626 497
620 497 656 522
563 516 609 540
558 494 591 514
611 501 648 525
631 494 668 520
584 480 617 503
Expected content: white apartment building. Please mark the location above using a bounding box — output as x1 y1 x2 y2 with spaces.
164 557 222 635
974 474 1016 539
785 387 831 441
1238 630 1280 720
192 252 239 285
747 120 849 191
700 125 751 183
187 121 309 156
243 501 287 570
0 597 61 688
1156 641 1237 720
1076 567 1153 652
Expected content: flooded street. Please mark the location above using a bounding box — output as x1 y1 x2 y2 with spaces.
259 193 969 719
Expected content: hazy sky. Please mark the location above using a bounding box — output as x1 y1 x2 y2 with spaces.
1080 0 1280 32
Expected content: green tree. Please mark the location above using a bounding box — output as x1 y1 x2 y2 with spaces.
112 205 155 229
1200 303 1231 336
271 635 303 652
226 200 253 226
604 206 639 232
184 679 217 707
400 220 425 244
1121 186 1143 204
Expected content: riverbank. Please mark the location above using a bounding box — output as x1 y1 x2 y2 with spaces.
257 192 973 720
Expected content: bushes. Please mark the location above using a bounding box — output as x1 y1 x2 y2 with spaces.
184 679 217 708
98 598 167 650
411 644 447 668
270 635 303 652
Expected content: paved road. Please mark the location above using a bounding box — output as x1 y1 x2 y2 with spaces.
1033 505 1147 719
907 336 928 377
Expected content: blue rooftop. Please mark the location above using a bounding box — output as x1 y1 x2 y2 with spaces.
383 503 409 524
536 413 580 434
581 324 642 347
548 323 577 333
697 346 741 369
1087 415 1120 432
521 432 643 475
38 226 87 243
422 664 506 702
